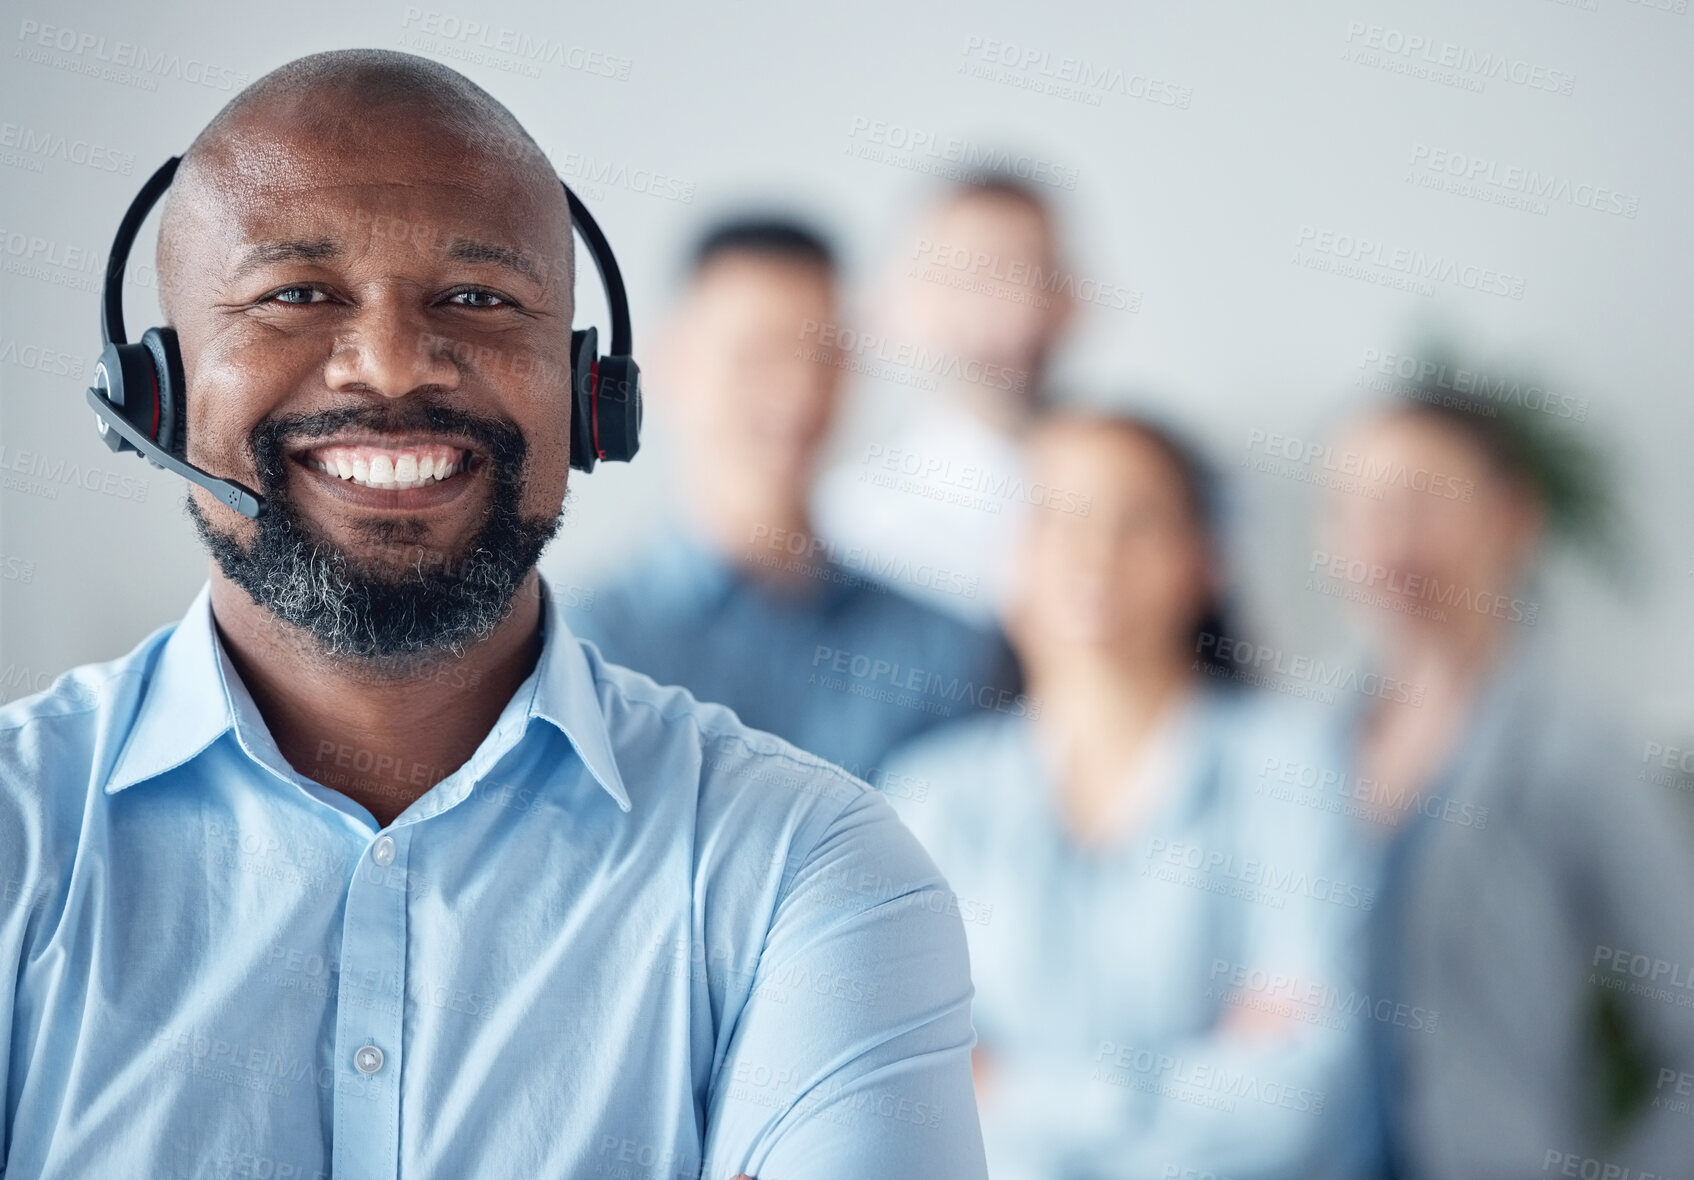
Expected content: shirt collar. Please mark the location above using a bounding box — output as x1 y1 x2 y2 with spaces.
106 578 631 813
528 577 630 810
105 582 232 794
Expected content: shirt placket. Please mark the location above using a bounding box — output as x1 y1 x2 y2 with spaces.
332 825 412 1178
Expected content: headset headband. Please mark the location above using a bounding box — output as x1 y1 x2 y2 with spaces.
88 152 642 514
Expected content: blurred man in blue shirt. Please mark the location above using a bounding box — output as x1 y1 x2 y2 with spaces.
564 218 1021 779
0 50 985 1180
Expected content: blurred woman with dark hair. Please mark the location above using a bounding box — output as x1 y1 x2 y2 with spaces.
885 409 1368 1180
1314 367 1694 1178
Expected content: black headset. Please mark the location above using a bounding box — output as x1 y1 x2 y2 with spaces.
87 156 642 519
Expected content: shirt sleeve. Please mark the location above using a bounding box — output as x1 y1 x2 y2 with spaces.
0 814 18 1176
0 723 48 1175
701 786 988 1180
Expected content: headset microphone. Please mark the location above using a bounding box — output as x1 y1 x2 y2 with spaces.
88 155 643 519
87 383 265 516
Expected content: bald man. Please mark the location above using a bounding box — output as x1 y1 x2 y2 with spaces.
0 51 986 1180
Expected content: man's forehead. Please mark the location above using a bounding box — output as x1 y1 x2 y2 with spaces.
206 170 569 286
927 195 1051 251
193 111 562 233
690 259 831 323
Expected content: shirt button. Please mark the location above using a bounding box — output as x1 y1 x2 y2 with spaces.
354 1044 385 1074
371 836 396 867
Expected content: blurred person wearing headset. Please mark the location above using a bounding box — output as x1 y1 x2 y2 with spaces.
885 411 1371 1179
0 51 986 1179
811 173 1077 627
564 217 1017 777
1312 376 1694 1178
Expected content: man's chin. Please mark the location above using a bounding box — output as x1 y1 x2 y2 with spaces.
187 492 557 666
321 529 486 586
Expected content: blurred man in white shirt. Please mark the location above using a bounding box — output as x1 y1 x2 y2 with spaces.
812 173 1076 626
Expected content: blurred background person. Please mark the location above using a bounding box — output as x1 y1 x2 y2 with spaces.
564 216 1017 776
1313 373 1694 1177
885 410 1370 1179
811 171 1077 627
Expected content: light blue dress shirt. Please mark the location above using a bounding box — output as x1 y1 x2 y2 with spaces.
885 689 1374 1180
563 525 1022 781
0 581 987 1179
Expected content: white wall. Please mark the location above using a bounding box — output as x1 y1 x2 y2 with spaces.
3 0 1690 740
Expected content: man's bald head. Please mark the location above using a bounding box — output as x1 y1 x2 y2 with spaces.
157 49 571 317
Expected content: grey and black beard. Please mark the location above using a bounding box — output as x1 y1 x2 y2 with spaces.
187 401 562 670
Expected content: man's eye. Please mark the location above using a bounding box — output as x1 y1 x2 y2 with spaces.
449 289 508 309
267 286 328 305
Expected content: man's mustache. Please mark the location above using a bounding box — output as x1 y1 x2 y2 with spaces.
248 402 529 487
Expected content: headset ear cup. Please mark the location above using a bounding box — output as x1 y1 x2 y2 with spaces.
140 327 185 458
91 341 164 456
569 327 598 473
592 355 642 463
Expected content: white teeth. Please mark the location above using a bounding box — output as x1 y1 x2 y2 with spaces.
311 449 462 488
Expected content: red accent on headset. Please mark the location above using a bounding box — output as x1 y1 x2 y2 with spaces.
589 358 606 460
148 366 160 440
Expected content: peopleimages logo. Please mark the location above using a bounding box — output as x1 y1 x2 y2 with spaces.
1144 838 1377 910
858 443 1093 517
1293 225 1526 300
747 523 982 600
799 319 1028 394
1356 348 1591 421
0 444 150 504
957 35 1194 109
1092 1039 1325 1115
1407 143 1638 219
1244 429 1475 501
808 644 1038 719
15 19 250 91
1208 960 1440 1034
0 123 135 175
910 237 1140 313
1257 755 1490 830
844 117 1079 190
1195 634 1426 705
0 339 83 380
1308 550 1539 625
0 228 107 276
398 7 632 80
1340 21 1576 96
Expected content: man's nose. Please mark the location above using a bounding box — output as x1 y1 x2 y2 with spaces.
323 294 461 398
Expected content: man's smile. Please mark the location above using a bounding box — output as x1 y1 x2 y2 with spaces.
287 435 488 510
